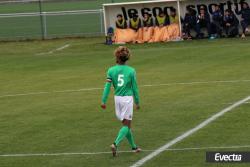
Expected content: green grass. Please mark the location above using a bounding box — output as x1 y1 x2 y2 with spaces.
0 37 250 167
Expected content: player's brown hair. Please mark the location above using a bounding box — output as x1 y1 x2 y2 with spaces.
114 46 131 64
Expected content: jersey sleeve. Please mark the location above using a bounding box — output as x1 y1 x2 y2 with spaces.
106 69 112 82
131 70 140 104
101 69 112 104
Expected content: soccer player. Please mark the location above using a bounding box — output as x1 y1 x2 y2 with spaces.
196 6 211 38
223 9 239 37
142 13 154 27
211 4 223 38
155 11 170 27
182 8 199 39
116 14 127 29
129 15 142 31
101 46 141 157
169 8 179 24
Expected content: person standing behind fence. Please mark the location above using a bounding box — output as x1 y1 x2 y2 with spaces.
235 2 250 38
211 4 224 38
116 14 127 29
223 9 239 37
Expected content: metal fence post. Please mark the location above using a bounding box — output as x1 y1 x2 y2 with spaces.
38 0 45 39
100 10 104 35
43 12 47 38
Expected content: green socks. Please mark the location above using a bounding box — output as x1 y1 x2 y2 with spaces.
114 126 137 149
126 128 137 149
114 126 129 146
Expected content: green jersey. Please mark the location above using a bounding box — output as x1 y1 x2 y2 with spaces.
101 65 140 104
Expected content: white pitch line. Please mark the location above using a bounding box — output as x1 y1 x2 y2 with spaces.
1 79 250 99
142 79 250 87
55 44 70 51
1 145 250 157
0 88 103 98
36 44 70 56
130 95 250 167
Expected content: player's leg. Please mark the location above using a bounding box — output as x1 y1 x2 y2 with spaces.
111 96 140 156
126 125 137 148
111 96 130 156
111 120 129 157
125 121 141 152
123 96 141 153
114 120 130 146
114 96 130 146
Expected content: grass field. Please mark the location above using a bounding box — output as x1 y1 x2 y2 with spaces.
0 37 250 167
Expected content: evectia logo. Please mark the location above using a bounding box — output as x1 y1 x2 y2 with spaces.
215 153 242 162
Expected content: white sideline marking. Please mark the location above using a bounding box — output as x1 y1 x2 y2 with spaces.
130 96 250 167
0 88 103 98
142 79 250 87
1 79 250 99
1 145 250 157
136 42 250 52
36 44 70 56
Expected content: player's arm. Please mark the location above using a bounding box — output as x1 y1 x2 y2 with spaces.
131 70 140 109
101 70 112 109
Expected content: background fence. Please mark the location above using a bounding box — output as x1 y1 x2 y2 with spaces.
0 0 149 41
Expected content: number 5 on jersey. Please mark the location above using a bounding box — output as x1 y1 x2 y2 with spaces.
118 74 124 87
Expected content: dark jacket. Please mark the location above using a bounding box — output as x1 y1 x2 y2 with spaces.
155 16 170 26
143 17 154 27
116 20 127 29
129 18 142 31
236 8 250 20
197 12 210 24
183 13 197 25
224 13 239 27
212 10 223 22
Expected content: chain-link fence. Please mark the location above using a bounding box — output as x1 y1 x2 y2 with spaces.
0 0 148 41
0 9 104 40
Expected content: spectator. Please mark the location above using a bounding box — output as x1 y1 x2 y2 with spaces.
169 8 179 24
142 13 154 43
116 14 127 29
223 9 239 37
182 8 199 39
155 11 170 27
236 2 250 38
143 13 154 27
129 15 142 31
211 4 224 37
196 6 211 38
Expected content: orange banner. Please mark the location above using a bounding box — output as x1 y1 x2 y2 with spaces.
114 24 180 44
